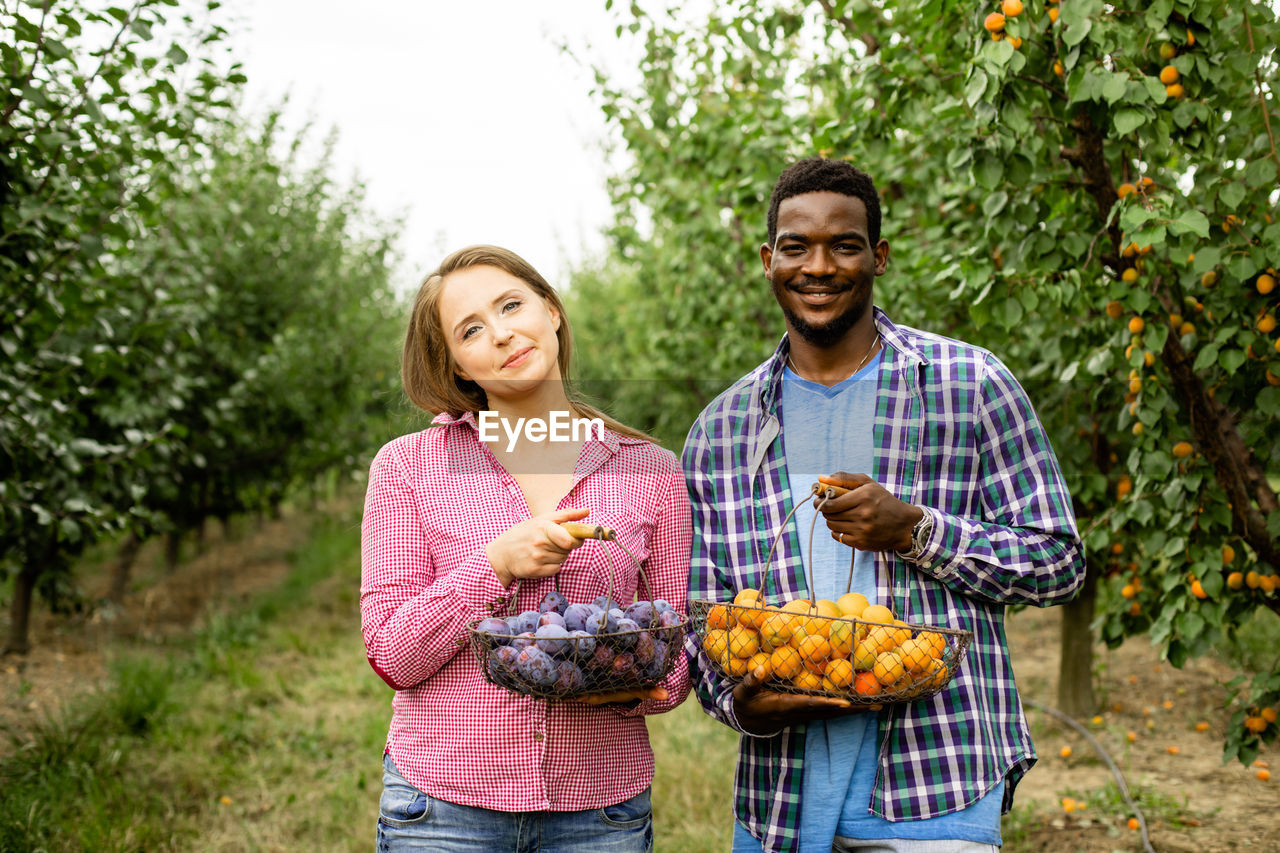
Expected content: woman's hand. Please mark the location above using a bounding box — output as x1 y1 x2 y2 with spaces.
486 507 589 587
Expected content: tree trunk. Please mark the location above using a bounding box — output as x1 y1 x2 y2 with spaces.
1058 554 1100 717
107 531 142 604
164 530 182 574
3 562 38 655
194 516 208 555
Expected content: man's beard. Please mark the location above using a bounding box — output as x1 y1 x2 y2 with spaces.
778 285 870 348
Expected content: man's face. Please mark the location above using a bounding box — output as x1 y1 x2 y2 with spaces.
761 191 889 348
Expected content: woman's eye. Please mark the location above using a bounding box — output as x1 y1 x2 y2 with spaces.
462 325 481 340
502 299 522 313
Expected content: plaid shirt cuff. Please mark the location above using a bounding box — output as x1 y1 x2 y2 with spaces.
902 506 956 578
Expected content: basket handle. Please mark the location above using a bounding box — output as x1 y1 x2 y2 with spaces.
560 522 657 606
562 522 615 540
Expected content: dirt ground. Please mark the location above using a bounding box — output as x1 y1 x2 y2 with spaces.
3 521 1278 851
0 514 303 749
1007 603 1279 851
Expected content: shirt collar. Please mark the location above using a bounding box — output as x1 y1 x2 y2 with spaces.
759 306 928 414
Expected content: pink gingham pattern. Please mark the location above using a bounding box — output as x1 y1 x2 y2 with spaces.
360 411 691 811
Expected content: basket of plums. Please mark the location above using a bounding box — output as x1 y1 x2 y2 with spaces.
467 523 687 700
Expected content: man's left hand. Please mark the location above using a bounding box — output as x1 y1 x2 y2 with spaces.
814 472 922 552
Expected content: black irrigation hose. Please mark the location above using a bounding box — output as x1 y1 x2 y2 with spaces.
1023 697 1157 853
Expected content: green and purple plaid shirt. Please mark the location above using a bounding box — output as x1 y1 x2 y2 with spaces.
681 308 1085 853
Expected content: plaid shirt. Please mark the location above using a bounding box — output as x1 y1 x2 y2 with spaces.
681 308 1084 853
361 412 691 812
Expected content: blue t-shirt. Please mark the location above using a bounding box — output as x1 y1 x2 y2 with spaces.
764 352 1003 852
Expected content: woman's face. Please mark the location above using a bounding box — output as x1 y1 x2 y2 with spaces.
437 265 562 403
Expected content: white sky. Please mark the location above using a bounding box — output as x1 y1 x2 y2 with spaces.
221 0 637 293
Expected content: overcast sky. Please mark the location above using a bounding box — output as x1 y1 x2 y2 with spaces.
221 0 637 292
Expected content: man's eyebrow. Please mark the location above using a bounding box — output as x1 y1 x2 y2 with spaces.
776 230 866 244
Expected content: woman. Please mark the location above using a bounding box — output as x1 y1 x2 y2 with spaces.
361 245 691 852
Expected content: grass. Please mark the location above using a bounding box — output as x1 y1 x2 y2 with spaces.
8 505 1264 850
0 510 740 851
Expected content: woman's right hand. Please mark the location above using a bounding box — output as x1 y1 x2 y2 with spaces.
486 507 589 588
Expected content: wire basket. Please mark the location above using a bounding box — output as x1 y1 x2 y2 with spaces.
467 522 687 701
689 483 973 706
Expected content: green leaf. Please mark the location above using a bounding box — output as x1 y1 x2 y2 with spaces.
1062 18 1092 47
1169 210 1209 238
1114 108 1146 136
965 68 989 108
983 191 1009 219
1102 73 1129 104
1218 349 1246 373
1244 158 1276 189
995 296 1024 328
1218 182 1246 211
1192 344 1220 371
1142 76 1168 104
984 38 1015 68
973 152 1003 189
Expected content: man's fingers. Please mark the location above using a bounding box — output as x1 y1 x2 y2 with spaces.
818 472 874 492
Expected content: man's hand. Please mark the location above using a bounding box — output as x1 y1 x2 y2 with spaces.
572 685 669 706
815 472 922 553
732 666 867 734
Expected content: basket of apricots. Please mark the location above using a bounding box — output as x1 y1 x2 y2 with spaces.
690 589 971 705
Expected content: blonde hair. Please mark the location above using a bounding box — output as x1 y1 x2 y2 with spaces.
402 245 653 442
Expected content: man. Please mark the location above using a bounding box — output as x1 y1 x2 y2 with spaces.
682 157 1085 853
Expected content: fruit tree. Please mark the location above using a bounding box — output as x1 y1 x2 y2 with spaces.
571 0 1280 765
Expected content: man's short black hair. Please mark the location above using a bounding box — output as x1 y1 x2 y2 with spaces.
766 158 881 246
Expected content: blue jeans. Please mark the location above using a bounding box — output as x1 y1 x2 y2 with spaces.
377 753 654 853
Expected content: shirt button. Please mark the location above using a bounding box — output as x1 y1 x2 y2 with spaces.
533 732 544 742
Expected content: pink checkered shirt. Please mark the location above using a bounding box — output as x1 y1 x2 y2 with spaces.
360 411 692 812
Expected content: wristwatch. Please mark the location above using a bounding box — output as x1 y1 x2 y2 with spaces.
897 506 933 561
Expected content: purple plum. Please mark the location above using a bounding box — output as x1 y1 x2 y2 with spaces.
609 651 637 682
612 618 641 651
537 611 566 629
508 610 540 635
632 631 657 666
587 643 616 671
511 631 537 650
476 617 513 644
563 603 595 632
593 595 620 612
624 601 655 628
584 609 617 636
516 646 557 687
655 609 685 645
534 623 572 657
568 629 596 660
651 599 673 615
539 590 568 615
553 661 586 694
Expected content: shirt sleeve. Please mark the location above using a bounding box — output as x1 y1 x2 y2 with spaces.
359 440 516 690
906 353 1086 607
614 451 694 718
680 416 766 736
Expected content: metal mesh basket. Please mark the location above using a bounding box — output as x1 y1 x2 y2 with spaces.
467 523 687 700
689 482 973 706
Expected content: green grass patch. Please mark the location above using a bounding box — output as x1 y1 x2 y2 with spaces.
649 698 738 852
0 512 386 852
